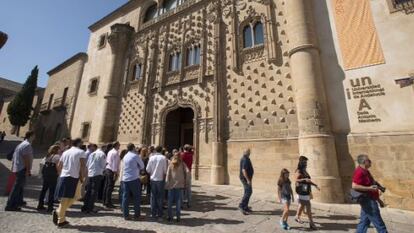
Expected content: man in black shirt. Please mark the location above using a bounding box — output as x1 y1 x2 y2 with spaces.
239 148 254 215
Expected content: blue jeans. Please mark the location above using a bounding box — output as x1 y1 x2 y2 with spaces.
150 180 165 217
121 179 141 218
6 168 26 209
168 188 182 219
239 178 252 210
182 174 192 205
357 197 388 233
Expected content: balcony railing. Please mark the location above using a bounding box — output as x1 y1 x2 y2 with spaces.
393 0 414 13
52 97 68 110
39 103 51 114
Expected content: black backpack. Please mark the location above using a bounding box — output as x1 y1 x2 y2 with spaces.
6 149 14 161
42 159 58 177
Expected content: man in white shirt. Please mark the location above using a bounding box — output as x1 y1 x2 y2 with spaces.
82 144 105 214
121 143 145 220
103 141 120 208
146 146 168 218
53 138 86 228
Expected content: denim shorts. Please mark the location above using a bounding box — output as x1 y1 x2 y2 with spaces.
281 198 291 205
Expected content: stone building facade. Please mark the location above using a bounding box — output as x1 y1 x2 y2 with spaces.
34 53 87 147
62 0 414 210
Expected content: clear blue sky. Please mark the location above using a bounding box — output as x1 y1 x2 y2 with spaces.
0 0 129 88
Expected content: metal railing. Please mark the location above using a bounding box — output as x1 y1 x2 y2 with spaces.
52 97 68 110
393 0 414 13
39 103 51 113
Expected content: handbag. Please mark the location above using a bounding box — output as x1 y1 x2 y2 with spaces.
6 149 14 161
140 173 149 185
296 182 311 195
349 188 368 203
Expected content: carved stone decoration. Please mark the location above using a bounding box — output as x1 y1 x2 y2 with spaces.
241 45 265 63
157 96 203 146
199 117 213 143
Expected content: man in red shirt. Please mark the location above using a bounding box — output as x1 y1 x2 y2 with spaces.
352 154 388 233
180 144 193 208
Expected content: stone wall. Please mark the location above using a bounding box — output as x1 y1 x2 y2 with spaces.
71 4 142 143
336 133 414 211
227 138 299 190
34 54 86 147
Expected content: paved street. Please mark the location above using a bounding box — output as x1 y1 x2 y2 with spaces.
0 138 413 233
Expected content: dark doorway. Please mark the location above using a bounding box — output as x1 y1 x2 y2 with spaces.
164 107 194 152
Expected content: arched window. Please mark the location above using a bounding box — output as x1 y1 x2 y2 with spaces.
163 0 177 12
243 25 253 48
176 52 182 70
186 44 201 66
186 47 193 66
194 45 201 65
254 22 264 45
132 63 142 80
144 4 158 22
169 52 182 71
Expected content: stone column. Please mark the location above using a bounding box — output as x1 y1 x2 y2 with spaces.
210 2 227 185
98 23 134 144
287 0 344 203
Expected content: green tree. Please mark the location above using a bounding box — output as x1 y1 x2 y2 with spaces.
7 66 38 136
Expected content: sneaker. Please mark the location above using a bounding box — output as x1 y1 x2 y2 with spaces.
57 221 69 228
246 207 253 212
279 220 285 228
167 217 173 222
52 210 58 225
309 223 317 230
284 222 290 230
4 206 21 212
37 206 46 211
239 207 249 215
176 216 181 222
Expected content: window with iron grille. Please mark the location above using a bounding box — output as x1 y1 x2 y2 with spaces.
387 0 414 13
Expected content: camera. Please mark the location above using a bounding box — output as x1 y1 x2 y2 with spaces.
375 182 386 193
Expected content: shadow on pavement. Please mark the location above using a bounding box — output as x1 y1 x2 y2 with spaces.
190 191 238 212
175 217 243 227
65 224 157 233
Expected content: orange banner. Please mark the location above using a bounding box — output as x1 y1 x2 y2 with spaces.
332 0 385 70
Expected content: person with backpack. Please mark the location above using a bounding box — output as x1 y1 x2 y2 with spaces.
37 144 61 212
294 156 320 230
277 168 294 230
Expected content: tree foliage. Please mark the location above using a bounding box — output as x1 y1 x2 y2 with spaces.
7 66 38 128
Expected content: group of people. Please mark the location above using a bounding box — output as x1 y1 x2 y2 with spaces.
239 149 388 233
4 131 389 232
4 131 194 228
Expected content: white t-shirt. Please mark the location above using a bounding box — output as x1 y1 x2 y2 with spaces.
59 146 87 178
146 153 168 181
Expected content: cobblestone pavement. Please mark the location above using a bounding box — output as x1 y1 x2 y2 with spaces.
0 138 413 233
